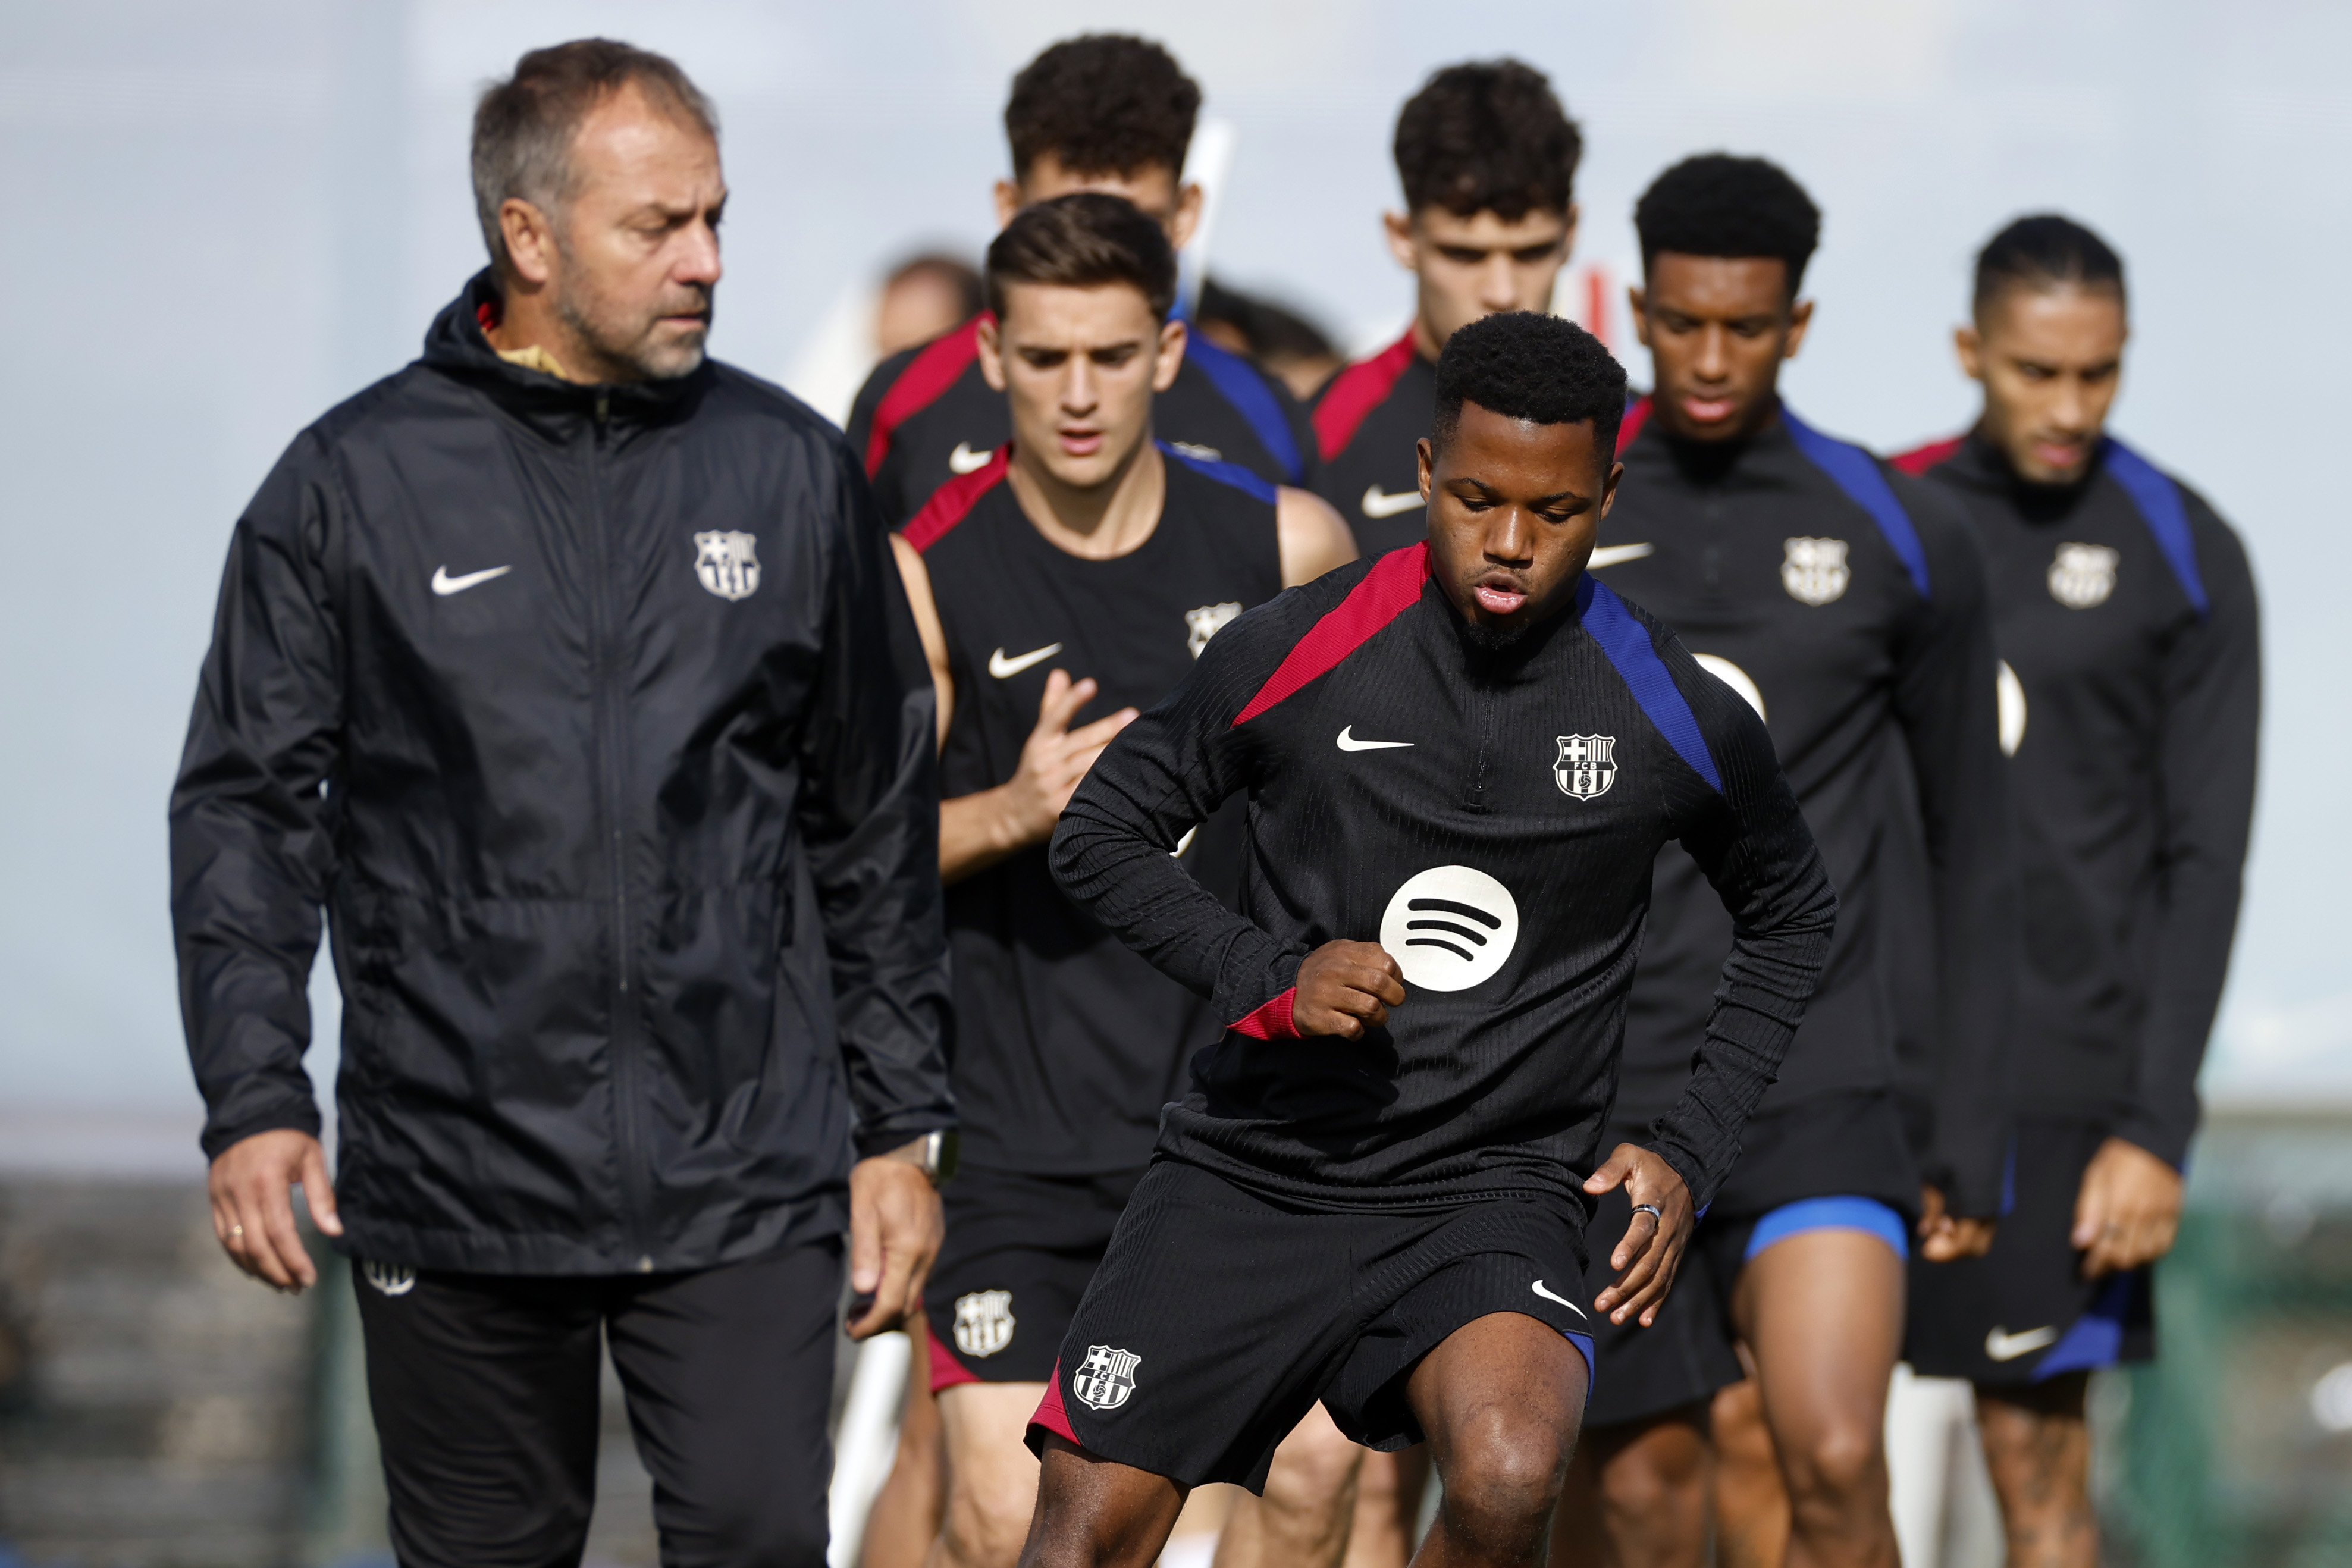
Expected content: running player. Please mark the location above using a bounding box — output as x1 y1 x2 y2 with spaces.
889 193 1354 1568
848 35 1316 527
1014 309 1838 1568
1557 155 2017 1568
1893 215 2259 1568
1312 61 1581 559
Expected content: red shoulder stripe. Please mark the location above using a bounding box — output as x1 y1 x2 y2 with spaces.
1312 330 1418 463
1028 1362 1082 1449
1615 395 1652 456
901 446 1009 552
1890 434 1964 476
864 313 989 478
1231 544 1431 727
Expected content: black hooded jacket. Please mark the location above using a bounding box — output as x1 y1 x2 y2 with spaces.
171 274 953 1275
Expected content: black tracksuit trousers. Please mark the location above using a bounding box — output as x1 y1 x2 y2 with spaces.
354 1237 841 1568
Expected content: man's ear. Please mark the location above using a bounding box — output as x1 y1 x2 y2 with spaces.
976 315 1007 393
1383 211 1419 273
500 199 559 287
1626 286 1651 350
1168 183 1205 252
1416 435 1435 501
1599 458 1623 519
1782 298 1815 360
1153 318 1188 393
1954 323 1985 382
992 179 1023 231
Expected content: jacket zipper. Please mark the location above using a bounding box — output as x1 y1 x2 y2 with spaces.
586 391 654 1269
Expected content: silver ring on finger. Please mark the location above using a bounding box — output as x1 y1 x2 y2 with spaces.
1632 1203 1664 1222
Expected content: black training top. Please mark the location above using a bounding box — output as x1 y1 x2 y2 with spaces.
910 444 1288 1174
1592 400 2019 1216
849 314 1318 526
1049 544 1837 1216
1309 330 1440 559
1894 432 2259 1168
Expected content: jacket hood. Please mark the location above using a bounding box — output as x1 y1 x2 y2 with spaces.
420 269 710 435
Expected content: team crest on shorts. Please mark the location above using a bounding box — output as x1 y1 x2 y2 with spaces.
1185 601 1243 658
1781 537 1850 606
362 1260 416 1297
2047 542 2119 609
952 1290 1016 1358
1073 1344 1141 1410
694 531 761 601
1554 735 1617 800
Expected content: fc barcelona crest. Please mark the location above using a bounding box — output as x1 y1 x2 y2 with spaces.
952 1290 1016 1359
1073 1344 1141 1411
694 531 761 601
2047 542 2118 609
1554 735 1617 800
1781 537 1850 606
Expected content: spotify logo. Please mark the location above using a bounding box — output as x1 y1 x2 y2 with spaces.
1379 865 1520 992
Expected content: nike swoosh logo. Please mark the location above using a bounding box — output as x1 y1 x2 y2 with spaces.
1532 1280 1588 1319
1335 726 1413 752
1984 1325 2060 1362
949 442 994 475
989 643 1062 679
1586 543 1655 569
1360 485 1425 519
432 564 512 596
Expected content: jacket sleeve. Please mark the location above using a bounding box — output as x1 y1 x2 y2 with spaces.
1049 600 1309 1026
798 440 955 1157
2119 499 2260 1166
1643 627 1841 1212
170 433 345 1159
1890 484 2021 1216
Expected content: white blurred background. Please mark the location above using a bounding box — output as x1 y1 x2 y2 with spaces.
2 0 2345 1146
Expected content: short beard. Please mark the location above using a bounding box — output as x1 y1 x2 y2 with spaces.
1456 612 1538 661
552 245 712 382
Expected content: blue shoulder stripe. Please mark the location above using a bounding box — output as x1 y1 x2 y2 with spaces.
1160 439 1280 506
1780 408 1931 600
1577 575 1723 794
2099 438 2209 617
1185 335 1304 483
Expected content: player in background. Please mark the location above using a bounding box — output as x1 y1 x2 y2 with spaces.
1892 215 2259 1568
888 193 1354 1568
1310 61 1580 559
1021 308 1837 1568
1556 155 2017 1568
847 35 1317 527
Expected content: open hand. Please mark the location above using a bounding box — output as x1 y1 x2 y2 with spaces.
1291 940 1407 1039
1584 1144 1695 1326
209 1128 342 1292
998 669 1136 849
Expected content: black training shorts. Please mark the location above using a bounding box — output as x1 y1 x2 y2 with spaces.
1024 1159 1595 1491
926 1164 1142 1389
1906 1118 2155 1385
1583 1090 1918 1428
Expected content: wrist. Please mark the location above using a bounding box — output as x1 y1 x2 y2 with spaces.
873 1129 959 1186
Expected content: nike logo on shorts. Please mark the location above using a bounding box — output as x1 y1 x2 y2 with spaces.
989 643 1062 679
1531 1280 1588 1319
1984 1325 2059 1362
1586 543 1655 569
949 442 994 475
432 564 512 596
1336 726 1412 751
1360 485 1424 519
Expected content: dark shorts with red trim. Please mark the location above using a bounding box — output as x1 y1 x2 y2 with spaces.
1023 1159 1594 1492
925 1164 1142 1391
1583 1090 1920 1428
1906 1118 2155 1385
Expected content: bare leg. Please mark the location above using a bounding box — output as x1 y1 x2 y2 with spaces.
1016 1438 1188 1568
1407 1313 1588 1568
1976 1374 2095 1568
1734 1233 1903 1568
1212 1404 1366 1568
863 1320 947 1568
929 1382 1050 1568
1347 1447 1431 1568
1551 1407 1711 1568
1711 1377 1790 1568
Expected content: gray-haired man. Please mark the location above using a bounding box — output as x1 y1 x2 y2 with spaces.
171 40 952 1566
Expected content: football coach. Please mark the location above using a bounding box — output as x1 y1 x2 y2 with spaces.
170 40 952 1567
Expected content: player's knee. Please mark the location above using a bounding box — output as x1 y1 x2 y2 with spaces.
1780 1416 1883 1507
1260 1414 1365 1514
1596 1436 1704 1517
945 1474 1039 1567
1442 1410 1570 1534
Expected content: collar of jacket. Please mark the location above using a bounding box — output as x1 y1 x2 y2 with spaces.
419 269 710 442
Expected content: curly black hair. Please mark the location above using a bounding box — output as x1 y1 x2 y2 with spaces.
1394 59 1581 220
1634 153 1821 297
1973 213 2125 317
986 192 1178 322
1004 35 1200 181
1434 311 1626 454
